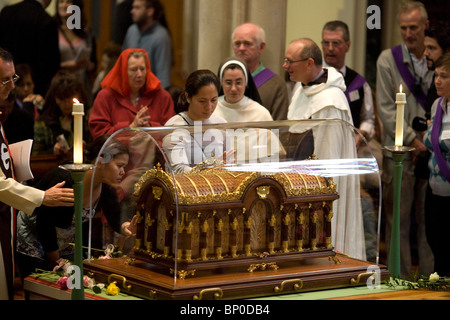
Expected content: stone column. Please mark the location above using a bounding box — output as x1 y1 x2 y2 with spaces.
183 0 287 76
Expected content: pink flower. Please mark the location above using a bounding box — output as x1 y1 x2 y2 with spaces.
83 276 95 288
52 259 67 273
56 277 69 289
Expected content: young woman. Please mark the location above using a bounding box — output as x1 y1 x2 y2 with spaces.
165 69 226 126
16 135 135 278
32 70 90 159
163 70 229 173
56 0 97 102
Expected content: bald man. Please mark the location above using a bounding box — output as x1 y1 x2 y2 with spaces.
232 23 289 120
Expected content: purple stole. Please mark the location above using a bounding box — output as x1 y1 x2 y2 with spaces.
431 97 450 182
0 125 15 299
345 74 366 101
253 68 276 88
391 45 427 110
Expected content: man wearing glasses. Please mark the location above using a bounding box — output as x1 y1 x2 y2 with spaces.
322 20 375 149
284 38 353 124
376 1 434 278
283 38 365 261
0 48 74 300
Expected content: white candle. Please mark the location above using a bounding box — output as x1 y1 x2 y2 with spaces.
395 85 406 147
72 99 84 164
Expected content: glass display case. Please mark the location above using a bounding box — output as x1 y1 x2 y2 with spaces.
83 119 388 300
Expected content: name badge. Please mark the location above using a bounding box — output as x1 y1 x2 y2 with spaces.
441 129 450 140
349 90 360 102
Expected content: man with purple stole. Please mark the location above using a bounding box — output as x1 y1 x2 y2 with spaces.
321 21 375 149
376 1 434 277
232 23 289 120
0 48 74 300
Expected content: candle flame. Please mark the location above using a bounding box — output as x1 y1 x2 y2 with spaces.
400 84 403 93
73 98 80 104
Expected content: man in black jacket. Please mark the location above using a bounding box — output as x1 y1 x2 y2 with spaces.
321 20 376 149
0 0 60 96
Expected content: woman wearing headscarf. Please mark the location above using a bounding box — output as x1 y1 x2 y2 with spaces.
213 57 273 123
88 48 175 139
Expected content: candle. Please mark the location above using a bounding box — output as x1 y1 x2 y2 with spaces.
395 85 406 147
72 99 84 164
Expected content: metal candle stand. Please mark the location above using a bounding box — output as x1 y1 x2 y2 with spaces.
384 146 414 279
60 163 94 300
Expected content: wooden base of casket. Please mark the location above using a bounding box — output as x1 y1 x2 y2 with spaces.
83 255 390 300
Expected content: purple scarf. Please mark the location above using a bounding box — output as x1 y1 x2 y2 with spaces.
391 45 427 110
345 74 366 102
253 68 276 88
431 97 450 182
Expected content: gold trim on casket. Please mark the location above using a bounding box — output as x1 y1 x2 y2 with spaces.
134 165 337 205
132 164 338 276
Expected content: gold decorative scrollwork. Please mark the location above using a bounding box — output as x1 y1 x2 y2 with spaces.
193 288 223 300
170 269 196 280
328 255 341 264
268 214 276 227
350 271 376 285
135 211 143 224
108 274 132 291
152 186 163 200
256 186 270 199
248 262 279 273
148 289 157 300
327 211 334 222
231 217 238 231
201 220 209 233
134 164 337 206
216 219 224 232
146 214 154 227
274 279 303 293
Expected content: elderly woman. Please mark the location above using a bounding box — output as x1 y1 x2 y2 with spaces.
89 48 175 139
423 52 450 277
213 57 273 123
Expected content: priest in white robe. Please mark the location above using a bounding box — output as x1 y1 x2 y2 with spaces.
284 38 365 260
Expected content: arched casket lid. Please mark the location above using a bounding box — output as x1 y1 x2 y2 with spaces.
134 162 337 205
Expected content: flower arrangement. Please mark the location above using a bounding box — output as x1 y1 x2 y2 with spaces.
387 272 449 291
34 244 121 296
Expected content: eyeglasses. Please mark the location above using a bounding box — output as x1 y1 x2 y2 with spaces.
1 74 20 86
283 57 309 66
321 40 344 48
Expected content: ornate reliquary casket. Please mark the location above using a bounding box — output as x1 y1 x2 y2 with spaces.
132 164 339 276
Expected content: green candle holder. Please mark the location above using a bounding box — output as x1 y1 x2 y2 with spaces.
60 164 94 300
383 146 415 279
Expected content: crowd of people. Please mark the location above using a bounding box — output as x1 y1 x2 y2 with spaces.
0 0 448 300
